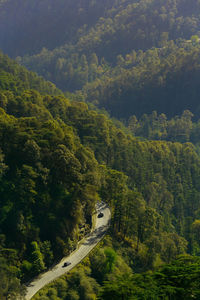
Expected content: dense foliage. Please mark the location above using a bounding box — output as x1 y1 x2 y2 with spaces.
100 254 200 300
1 0 200 295
32 242 200 300
0 53 101 297
1 52 200 298
12 1 200 120
0 52 61 97
1 0 200 58
83 42 200 119
128 109 200 145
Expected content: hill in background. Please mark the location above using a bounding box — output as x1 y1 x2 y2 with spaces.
1 0 199 120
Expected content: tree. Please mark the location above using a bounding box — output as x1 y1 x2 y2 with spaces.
40 240 54 268
31 241 46 274
104 248 117 273
0 256 25 300
191 35 199 45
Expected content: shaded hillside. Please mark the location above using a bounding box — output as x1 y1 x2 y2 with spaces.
2 0 200 58
0 0 115 57
83 42 200 119
12 0 200 121
16 0 200 92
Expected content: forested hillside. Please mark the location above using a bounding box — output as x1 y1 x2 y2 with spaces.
1 0 200 58
7 0 199 120
1 0 200 298
33 251 200 299
17 41 200 120
1 52 200 298
83 41 200 119
0 0 115 57
0 52 61 96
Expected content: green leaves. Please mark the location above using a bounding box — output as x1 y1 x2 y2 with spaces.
104 248 117 273
0 254 25 299
31 241 46 274
52 144 81 185
100 255 200 300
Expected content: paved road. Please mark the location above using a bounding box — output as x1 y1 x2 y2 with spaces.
25 202 111 300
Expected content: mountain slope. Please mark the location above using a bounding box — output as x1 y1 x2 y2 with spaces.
0 0 116 57
10 0 200 120
1 0 200 58
1 46 200 298
0 51 61 96
83 42 200 119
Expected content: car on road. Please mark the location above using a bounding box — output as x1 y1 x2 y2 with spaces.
62 261 71 268
98 212 104 218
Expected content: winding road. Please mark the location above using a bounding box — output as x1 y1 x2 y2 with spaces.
25 202 111 300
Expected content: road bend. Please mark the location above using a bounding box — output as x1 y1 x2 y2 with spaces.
25 202 111 300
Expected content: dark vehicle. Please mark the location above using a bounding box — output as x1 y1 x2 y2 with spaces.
62 261 71 268
98 212 104 218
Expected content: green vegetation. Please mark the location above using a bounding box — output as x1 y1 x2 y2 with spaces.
100 255 200 300
20 42 200 120
10 0 200 120
0 52 61 96
127 109 200 144
1 0 200 58
2 0 200 298
32 241 200 300
2 1 200 121
32 238 131 300
83 42 200 119
1 51 200 297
